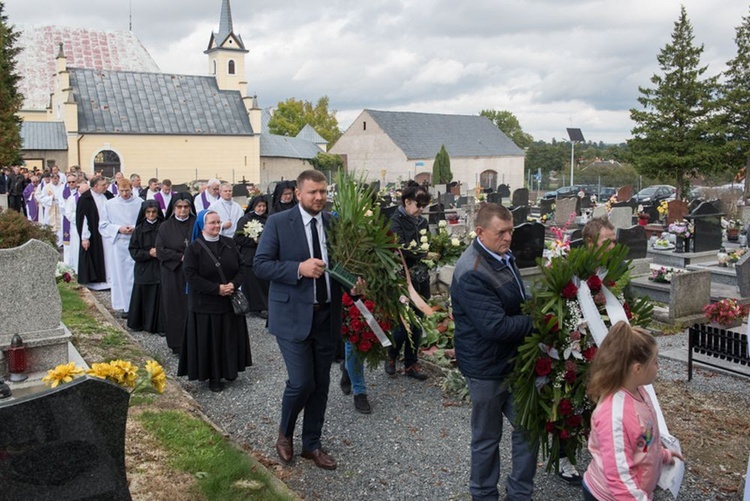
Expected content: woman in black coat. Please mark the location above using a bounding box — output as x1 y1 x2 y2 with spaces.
127 200 165 333
178 210 252 392
234 195 270 318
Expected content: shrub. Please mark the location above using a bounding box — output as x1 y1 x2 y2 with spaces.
0 208 58 249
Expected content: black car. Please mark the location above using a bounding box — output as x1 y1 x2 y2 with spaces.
630 185 676 204
598 187 617 201
543 185 596 200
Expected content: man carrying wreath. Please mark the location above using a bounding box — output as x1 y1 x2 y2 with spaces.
451 203 538 501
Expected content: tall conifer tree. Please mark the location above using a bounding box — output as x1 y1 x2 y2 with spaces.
0 2 22 166
629 6 719 199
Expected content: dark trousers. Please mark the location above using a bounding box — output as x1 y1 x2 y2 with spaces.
582 481 598 501
389 323 422 368
276 308 337 451
8 194 23 214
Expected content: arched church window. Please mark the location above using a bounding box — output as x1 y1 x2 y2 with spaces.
228 60 235 75
480 170 498 190
94 150 121 179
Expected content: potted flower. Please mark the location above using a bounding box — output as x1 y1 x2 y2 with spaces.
723 218 742 241
668 220 691 253
703 298 749 329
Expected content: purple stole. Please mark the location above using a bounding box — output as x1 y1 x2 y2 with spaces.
62 185 72 245
23 183 38 221
154 191 173 212
200 191 210 211
109 183 118 196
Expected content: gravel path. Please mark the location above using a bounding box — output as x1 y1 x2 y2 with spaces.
93 290 746 500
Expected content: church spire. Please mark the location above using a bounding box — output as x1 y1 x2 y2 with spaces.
217 0 233 43
207 0 245 51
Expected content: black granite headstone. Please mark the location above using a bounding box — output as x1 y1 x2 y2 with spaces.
539 198 555 216
511 188 529 207
687 201 724 252
456 196 468 208
381 205 399 221
232 183 250 197
510 222 545 268
580 196 591 209
511 206 530 226
497 184 511 198
427 202 445 224
616 225 647 259
440 193 455 207
569 229 583 241
172 183 189 193
487 193 503 205
0 377 131 500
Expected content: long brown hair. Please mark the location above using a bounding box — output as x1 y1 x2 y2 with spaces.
587 321 657 402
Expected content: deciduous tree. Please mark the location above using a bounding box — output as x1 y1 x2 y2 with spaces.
268 96 342 146
479 109 533 149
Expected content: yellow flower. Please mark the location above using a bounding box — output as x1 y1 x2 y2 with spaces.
86 362 114 380
145 360 167 394
42 362 84 388
109 360 139 388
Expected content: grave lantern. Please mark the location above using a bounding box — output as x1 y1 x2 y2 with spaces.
8 334 28 382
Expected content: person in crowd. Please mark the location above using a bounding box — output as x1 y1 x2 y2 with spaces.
194 178 220 212
234 195 270 319
59 174 77 252
385 181 431 381
130 173 145 199
177 209 252 392
339 293 372 414
254 169 349 471
35 171 51 224
583 217 616 250
145 177 160 200
583 321 682 501
108 171 124 196
127 200 165 333
99 179 141 318
156 193 196 354
77 176 111 290
271 180 297 213
209 182 244 238
39 172 66 245
64 180 88 274
153 179 174 216
0 167 8 210
451 203 538 501
8 166 26 215
23 174 40 222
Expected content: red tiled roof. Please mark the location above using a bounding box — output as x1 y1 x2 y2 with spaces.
17 24 160 110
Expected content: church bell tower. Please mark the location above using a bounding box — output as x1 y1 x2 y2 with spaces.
205 0 249 96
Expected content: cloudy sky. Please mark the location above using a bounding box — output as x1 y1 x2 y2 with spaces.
6 0 750 144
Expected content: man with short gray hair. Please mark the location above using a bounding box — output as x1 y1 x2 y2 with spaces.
209 182 243 238
195 178 221 212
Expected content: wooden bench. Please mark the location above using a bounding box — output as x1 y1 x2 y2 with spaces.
688 323 750 380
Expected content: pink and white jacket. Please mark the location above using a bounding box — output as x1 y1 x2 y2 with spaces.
584 387 673 501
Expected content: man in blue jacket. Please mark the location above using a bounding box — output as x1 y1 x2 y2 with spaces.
451 203 537 501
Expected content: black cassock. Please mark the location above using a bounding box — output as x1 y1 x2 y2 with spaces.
156 215 195 353
75 190 107 285
127 219 165 333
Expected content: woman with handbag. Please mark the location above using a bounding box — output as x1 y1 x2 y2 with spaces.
177 209 253 392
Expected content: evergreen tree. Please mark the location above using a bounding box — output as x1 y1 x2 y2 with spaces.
431 144 452 190
479 109 533 149
628 6 720 199
268 96 342 146
0 2 23 166
721 7 750 198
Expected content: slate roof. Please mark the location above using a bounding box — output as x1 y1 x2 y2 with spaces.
16 24 160 111
69 68 254 135
296 124 327 144
258 109 320 159
365 109 524 160
20 121 67 150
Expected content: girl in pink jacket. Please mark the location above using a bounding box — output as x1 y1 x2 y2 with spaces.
583 321 682 500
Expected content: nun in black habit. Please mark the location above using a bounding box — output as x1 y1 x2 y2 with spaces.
234 195 270 318
155 192 196 354
127 200 165 333
270 180 297 213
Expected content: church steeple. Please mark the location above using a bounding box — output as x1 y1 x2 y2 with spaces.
205 0 248 95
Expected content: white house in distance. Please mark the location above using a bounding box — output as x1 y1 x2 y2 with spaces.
330 109 526 193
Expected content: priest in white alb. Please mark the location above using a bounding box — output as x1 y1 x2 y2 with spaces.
209 182 244 238
194 178 220 212
99 179 142 317
64 178 87 274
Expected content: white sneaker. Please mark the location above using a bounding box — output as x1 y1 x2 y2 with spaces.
557 457 582 485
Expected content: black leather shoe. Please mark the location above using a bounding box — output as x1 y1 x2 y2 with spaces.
259 310 268 320
353 394 372 414
120 311 128 319
384 357 396 376
208 380 224 392
340 362 351 395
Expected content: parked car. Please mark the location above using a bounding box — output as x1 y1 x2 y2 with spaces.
543 185 597 200
630 185 676 204
598 187 617 201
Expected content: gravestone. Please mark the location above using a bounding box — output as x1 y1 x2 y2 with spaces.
608 207 633 230
381 205 399 221
487 192 502 205
617 185 633 202
440 193 455 207
456 196 468 208
511 206 530 226
592 206 608 219
539 198 554 216
0 377 131 499
427 202 445 224
670 270 711 320
555 197 578 225
736 252 750 297
496 184 511 198
511 188 529 207
688 199 702 213
580 196 592 210
687 202 724 252
172 183 189 193
617 225 648 259
666 199 689 226
569 229 583 241
510 222 545 269
0 240 70 373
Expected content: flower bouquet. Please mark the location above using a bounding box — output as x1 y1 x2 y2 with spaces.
657 200 669 220
728 248 747 265
55 261 75 283
341 294 393 368
420 220 467 269
668 220 691 239
241 219 263 239
42 359 166 394
703 298 749 328
510 243 653 472
648 266 683 284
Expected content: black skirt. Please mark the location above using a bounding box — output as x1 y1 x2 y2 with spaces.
241 265 269 312
127 283 164 334
177 311 252 382
161 266 188 354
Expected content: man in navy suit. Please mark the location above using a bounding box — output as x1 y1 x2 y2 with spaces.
254 169 343 470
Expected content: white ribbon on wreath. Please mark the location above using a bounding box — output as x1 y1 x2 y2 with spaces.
576 270 684 498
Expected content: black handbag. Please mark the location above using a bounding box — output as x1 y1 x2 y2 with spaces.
197 239 251 315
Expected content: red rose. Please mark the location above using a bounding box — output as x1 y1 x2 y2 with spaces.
349 334 359 344
564 370 576 384
623 302 633 320
348 306 359 319
362 330 377 342
379 321 392 332
570 330 581 341
561 282 578 299
559 429 570 440
566 415 582 429
535 357 553 376
558 399 573 416
342 294 353 307
351 319 365 333
63 272 72 283
587 275 602 292
544 314 560 333
594 291 606 305
341 325 349 335
358 340 372 352
582 346 598 361
545 421 556 433
364 299 376 311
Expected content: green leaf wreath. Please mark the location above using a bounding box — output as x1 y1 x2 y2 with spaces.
510 243 653 472
327 171 421 362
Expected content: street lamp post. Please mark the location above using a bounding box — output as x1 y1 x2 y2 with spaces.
566 128 584 187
